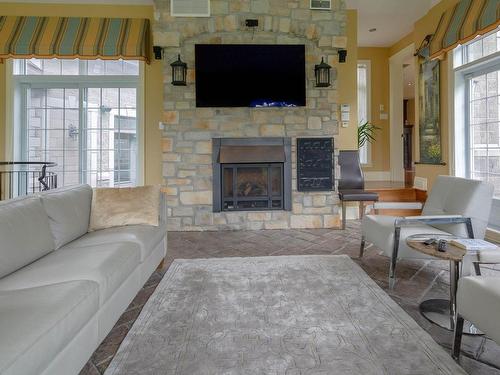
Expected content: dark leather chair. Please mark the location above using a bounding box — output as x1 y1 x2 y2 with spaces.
338 150 379 229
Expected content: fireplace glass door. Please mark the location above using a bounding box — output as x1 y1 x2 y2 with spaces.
222 163 283 211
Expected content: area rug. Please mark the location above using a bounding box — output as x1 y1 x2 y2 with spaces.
105 255 466 375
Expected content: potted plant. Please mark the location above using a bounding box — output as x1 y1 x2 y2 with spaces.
357 121 381 149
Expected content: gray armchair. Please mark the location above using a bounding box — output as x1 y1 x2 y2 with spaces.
360 176 494 287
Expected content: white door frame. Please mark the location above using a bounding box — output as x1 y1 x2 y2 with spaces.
389 43 414 182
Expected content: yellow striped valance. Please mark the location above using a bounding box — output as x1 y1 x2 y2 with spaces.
0 16 152 63
430 0 500 59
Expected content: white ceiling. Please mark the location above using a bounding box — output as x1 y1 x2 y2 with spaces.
346 0 441 47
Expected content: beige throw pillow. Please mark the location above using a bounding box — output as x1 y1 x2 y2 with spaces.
89 185 161 231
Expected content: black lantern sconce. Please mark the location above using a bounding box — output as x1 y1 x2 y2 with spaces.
170 54 188 86
315 57 332 88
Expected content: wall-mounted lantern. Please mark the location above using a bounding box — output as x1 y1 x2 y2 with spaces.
314 57 331 88
171 54 188 86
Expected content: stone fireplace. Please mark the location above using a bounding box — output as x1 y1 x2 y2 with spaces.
212 138 292 212
153 0 346 231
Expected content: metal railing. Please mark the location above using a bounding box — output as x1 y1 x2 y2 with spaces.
0 162 58 201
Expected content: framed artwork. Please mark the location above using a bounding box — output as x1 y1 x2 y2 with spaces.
418 59 443 164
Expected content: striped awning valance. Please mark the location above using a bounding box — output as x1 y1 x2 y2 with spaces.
0 16 151 63
430 0 500 59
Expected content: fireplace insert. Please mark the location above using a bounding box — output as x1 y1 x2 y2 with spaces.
212 138 292 212
222 163 283 210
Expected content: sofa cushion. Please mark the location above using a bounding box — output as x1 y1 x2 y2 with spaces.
0 242 140 306
362 214 450 259
89 185 161 231
0 196 55 279
64 223 167 262
39 184 93 249
0 281 99 375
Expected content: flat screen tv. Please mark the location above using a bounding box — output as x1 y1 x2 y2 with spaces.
195 44 306 108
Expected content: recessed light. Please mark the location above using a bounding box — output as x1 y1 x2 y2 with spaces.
369 28 377 32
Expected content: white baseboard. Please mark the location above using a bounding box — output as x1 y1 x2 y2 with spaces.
363 171 391 181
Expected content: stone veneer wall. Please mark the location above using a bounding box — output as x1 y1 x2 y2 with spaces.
153 0 347 231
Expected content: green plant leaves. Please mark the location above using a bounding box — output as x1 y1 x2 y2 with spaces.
358 122 380 149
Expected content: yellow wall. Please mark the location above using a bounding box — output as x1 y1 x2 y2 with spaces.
358 47 390 172
337 10 359 150
0 3 163 185
390 0 459 189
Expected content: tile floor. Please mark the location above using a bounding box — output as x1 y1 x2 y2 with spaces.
81 222 500 375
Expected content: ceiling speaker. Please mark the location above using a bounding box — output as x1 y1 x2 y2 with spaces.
171 0 210 17
310 0 331 10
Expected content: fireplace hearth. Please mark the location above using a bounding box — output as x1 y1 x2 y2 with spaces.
212 138 292 212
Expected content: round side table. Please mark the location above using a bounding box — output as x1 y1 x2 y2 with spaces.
406 236 482 335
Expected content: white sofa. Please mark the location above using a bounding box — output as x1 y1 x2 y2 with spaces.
0 185 167 375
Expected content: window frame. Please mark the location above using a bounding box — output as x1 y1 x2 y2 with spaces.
11 59 143 188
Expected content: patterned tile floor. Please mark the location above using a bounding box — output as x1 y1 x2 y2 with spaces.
81 222 500 375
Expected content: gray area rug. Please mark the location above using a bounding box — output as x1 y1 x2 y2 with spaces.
105 255 466 375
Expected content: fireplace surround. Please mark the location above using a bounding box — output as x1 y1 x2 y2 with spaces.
212 138 292 212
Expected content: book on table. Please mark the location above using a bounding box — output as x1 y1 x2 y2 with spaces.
450 239 498 251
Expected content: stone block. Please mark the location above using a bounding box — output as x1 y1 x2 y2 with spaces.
173 207 194 217
313 195 327 207
318 36 332 47
211 0 229 14
251 0 270 13
178 169 196 178
162 137 173 152
224 15 238 31
195 140 212 154
332 36 347 48
290 215 322 228
248 212 272 221
163 111 179 124
180 191 212 205
279 18 291 33
291 9 309 20
260 124 285 136
153 31 180 47
162 186 178 196
307 116 322 129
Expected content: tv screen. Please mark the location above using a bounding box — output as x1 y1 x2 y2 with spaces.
195 44 306 108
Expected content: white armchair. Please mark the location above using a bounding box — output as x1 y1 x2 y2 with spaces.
360 176 494 287
453 276 500 360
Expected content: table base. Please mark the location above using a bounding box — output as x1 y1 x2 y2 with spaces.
419 299 483 335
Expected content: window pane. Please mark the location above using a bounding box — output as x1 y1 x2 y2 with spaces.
61 59 79 75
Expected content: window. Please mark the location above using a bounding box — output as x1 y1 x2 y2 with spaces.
13 58 140 187
454 28 500 231
357 61 371 164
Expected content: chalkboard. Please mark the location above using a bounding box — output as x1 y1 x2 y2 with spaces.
297 138 334 192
